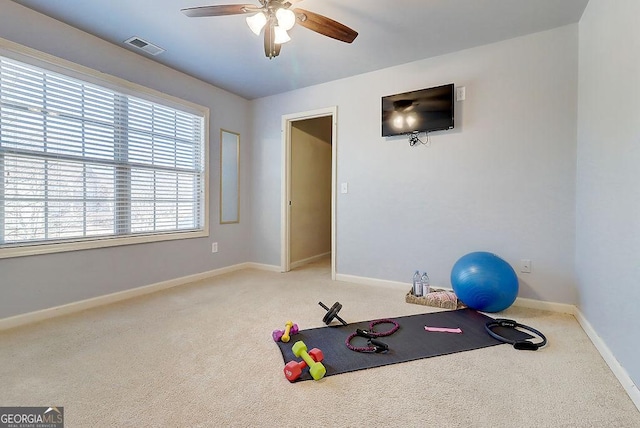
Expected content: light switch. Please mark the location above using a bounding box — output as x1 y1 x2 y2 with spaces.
341 182 348 194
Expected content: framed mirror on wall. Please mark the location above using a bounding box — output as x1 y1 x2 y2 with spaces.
220 129 240 224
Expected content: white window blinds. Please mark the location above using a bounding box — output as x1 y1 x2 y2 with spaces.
0 56 206 249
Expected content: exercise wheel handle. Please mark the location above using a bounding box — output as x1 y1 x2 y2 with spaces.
334 314 347 325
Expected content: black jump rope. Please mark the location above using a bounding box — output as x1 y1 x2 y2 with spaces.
319 301 547 352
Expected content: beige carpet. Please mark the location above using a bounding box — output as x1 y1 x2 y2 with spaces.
1 257 639 427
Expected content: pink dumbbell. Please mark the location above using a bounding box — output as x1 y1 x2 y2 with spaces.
272 321 299 342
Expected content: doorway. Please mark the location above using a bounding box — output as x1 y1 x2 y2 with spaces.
281 107 337 279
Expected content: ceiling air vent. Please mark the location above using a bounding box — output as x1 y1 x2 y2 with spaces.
124 37 165 56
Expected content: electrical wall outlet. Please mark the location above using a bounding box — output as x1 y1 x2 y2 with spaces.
520 259 531 273
211 242 218 253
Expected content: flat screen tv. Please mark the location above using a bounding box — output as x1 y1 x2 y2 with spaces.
382 83 454 137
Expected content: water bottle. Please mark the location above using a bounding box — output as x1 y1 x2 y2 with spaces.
421 272 430 296
413 270 422 297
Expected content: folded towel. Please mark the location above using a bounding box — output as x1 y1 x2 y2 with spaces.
405 288 466 310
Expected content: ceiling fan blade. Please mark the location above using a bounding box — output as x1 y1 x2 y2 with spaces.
295 8 358 43
181 5 259 18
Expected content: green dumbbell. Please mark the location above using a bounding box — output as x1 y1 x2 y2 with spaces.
291 340 326 381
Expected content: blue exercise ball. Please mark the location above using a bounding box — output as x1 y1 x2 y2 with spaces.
450 252 519 313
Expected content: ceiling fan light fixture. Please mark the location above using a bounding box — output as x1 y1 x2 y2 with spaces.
246 12 267 35
275 8 296 31
274 25 291 44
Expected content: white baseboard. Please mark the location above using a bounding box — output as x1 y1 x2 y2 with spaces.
336 273 577 315
290 252 331 270
244 262 282 272
512 296 576 315
335 273 408 290
573 308 640 411
0 262 251 331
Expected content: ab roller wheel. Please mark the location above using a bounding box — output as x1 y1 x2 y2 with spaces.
318 301 348 326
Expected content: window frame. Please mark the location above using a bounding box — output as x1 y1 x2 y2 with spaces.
0 37 210 259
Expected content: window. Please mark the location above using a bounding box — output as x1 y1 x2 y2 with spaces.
0 51 208 258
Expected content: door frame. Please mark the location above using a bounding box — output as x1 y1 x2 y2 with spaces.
281 106 337 279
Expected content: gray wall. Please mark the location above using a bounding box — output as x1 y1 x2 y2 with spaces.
250 25 579 304
0 1 252 318
576 0 640 390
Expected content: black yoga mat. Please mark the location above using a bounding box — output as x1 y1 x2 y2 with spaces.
276 308 532 381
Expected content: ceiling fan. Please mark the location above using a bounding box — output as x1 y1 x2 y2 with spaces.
181 1 358 59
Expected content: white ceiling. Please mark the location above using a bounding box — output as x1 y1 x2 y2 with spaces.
11 0 589 100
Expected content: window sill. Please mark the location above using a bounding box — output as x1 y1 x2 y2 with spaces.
0 229 209 259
